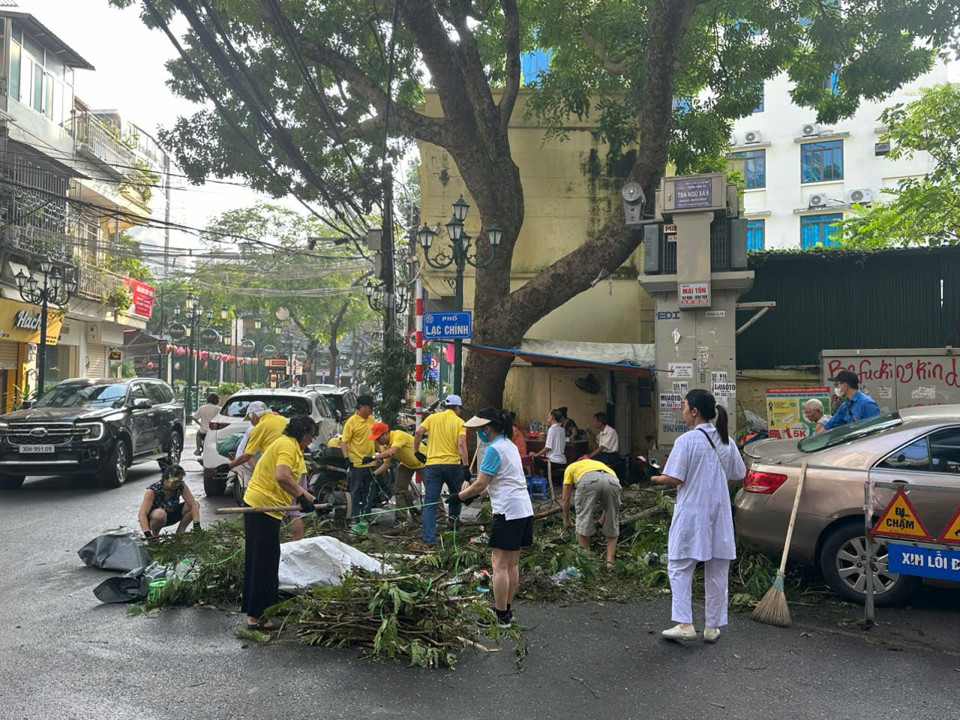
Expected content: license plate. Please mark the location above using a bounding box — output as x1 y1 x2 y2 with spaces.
20 445 55 454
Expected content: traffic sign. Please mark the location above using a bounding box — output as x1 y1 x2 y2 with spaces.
406 328 422 350
870 489 933 541
423 311 472 340
937 507 960 545
429 356 439 371
888 543 960 582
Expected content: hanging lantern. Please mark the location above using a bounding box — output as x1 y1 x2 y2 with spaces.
203 361 208 369
174 362 181 370
147 361 154 370
176 347 186 356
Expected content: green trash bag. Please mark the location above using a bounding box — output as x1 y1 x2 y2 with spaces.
216 433 244 457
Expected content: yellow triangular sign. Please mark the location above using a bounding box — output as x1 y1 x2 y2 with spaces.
937 507 960 545
870 489 932 541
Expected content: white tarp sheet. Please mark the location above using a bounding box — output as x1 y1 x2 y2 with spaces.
518 338 656 368
278 536 394 591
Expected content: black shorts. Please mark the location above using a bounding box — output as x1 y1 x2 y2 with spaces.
160 503 185 527
489 514 533 551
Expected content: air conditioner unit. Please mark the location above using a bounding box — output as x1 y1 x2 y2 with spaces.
846 188 873 205
801 122 821 137
743 129 763 144
808 194 828 209
729 133 740 147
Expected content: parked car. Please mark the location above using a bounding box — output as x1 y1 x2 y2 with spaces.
305 385 357 425
201 387 338 497
0 378 184 490
735 405 960 605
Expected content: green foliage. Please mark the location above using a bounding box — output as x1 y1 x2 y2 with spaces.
216 382 241 396
838 84 960 248
106 285 133 311
105 232 155 284
527 1 956 170
362 337 415 428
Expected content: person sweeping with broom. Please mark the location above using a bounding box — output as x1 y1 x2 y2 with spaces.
652 389 745 643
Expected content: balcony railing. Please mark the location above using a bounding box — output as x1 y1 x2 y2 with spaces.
2 225 74 264
73 112 139 180
77 262 128 304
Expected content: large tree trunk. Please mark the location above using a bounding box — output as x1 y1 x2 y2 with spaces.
462 0 700 409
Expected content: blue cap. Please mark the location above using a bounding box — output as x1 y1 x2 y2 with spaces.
444 394 462 407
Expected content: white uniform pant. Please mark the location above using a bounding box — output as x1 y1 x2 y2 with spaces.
667 558 730 628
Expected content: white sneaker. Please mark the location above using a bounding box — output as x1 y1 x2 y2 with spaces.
703 626 720 643
661 624 697 641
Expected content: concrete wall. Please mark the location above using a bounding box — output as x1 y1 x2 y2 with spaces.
735 368 823 421
729 62 955 250
417 90 654 346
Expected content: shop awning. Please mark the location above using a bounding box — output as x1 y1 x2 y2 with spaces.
464 339 655 378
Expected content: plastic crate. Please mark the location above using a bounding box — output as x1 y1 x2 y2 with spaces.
527 476 549 500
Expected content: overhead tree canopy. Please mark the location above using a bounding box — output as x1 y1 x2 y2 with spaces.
113 0 960 407
838 84 960 248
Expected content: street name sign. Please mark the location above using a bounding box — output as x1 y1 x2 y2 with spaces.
869 489 933 541
423 311 472 340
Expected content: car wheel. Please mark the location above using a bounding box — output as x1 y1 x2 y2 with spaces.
203 465 228 497
818 521 920 606
101 441 131 489
231 472 245 506
0 474 25 490
162 432 183 471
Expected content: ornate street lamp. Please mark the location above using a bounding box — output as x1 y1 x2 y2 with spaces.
16 258 77 395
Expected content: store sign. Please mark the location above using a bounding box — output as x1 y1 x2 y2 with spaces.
294 350 307 362
263 344 278 356
679 282 711 308
169 323 187 341
0 299 62 345
199 328 220 345
765 386 831 439
264 358 287 368
123 278 156 319
241 338 256 353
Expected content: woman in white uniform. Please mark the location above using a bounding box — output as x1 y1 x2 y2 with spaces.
652 389 746 643
448 407 534 628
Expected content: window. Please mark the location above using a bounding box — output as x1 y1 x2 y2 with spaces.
144 383 168 405
879 437 930 471
801 140 843 183
730 149 765 189
746 220 765 251
800 213 843 249
929 428 960 474
9 40 20 102
314 395 332 418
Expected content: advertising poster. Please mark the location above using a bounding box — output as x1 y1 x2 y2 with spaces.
766 386 831 439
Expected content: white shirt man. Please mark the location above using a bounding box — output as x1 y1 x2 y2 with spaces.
802 399 831 434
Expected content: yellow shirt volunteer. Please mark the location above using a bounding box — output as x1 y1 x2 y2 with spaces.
342 413 376 466
385 430 424 469
244 435 308 519
420 409 465 465
244 412 288 456
563 459 616 485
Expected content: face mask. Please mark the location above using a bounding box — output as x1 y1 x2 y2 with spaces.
477 428 491 443
833 386 844 398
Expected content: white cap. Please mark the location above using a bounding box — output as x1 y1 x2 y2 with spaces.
245 401 268 419
444 394 463 407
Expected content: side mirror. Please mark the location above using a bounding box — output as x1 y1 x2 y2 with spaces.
21 400 35 410
132 398 152 409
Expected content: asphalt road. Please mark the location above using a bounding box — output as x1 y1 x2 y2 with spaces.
1 448 959 720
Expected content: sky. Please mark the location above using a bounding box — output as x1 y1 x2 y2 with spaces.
17 0 284 260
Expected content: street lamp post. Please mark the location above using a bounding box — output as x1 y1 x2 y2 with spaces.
15 257 77 396
416 195 502 395
182 293 202 422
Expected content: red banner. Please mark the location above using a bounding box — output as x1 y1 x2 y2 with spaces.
123 278 156 318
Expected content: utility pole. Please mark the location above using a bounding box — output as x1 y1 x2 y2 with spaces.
381 162 396 345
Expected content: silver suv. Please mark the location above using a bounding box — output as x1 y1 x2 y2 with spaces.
200 387 338 496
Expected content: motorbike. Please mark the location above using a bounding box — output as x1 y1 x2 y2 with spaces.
307 445 399 513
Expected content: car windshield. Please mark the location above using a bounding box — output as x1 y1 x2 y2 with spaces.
34 383 128 409
221 395 311 419
798 412 903 453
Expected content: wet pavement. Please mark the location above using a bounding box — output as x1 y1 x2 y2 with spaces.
1 443 958 720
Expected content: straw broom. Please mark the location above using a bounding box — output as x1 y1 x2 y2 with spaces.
751 461 807 627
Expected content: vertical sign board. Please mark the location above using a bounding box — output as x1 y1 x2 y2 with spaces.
765 387 832 439
679 282 711 309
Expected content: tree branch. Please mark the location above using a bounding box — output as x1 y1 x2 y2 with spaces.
257 0 448 147
499 0 521 131
580 27 628 77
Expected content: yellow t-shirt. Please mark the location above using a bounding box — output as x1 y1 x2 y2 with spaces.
420 409 465 466
563 459 616 485
384 430 424 469
342 413 376 466
244 435 308 519
243 413 288 456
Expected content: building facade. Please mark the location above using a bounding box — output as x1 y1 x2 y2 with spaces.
0 8 163 408
728 61 954 251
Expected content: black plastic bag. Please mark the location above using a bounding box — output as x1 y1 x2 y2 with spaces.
78 530 152 572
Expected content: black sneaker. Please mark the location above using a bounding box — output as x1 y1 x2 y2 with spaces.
477 611 512 628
